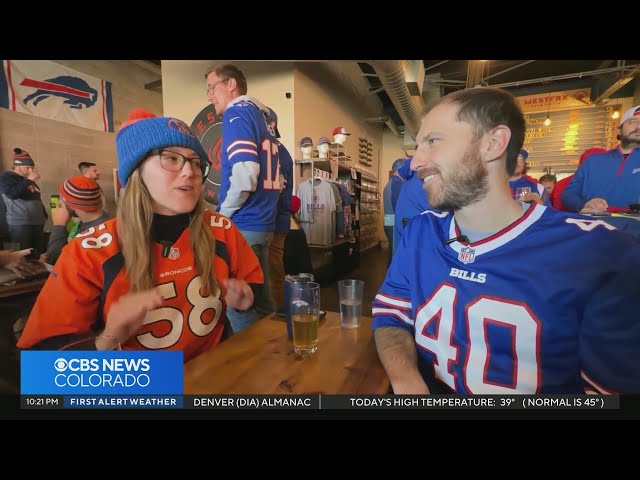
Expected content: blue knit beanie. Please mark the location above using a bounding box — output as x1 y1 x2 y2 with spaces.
116 109 209 187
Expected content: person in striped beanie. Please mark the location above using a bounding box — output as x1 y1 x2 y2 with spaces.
44 176 111 265
0 147 47 255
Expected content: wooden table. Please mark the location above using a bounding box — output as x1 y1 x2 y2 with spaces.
0 276 47 299
184 311 390 394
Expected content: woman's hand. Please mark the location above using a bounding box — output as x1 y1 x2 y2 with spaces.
222 278 254 312
99 290 164 350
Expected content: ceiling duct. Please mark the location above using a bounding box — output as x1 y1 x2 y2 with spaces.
369 61 426 139
316 61 384 119
364 116 402 137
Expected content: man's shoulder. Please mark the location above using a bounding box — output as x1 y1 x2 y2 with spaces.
405 209 449 234
81 212 112 231
582 150 616 167
223 102 264 135
226 99 261 117
277 143 294 167
66 217 121 260
539 208 640 251
0 171 19 181
204 210 235 236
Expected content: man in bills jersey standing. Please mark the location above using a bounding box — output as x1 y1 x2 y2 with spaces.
206 64 280 332
264 107 294 314
373 87 640 394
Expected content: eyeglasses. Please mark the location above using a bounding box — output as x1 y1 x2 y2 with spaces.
206 78 228 94
149 149 210 178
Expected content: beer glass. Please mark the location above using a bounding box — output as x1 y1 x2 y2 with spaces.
290 282 320 357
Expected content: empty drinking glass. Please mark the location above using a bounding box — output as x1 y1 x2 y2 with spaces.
338 279 364 329
515 187 531 201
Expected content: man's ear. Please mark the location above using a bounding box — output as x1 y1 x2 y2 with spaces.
483 125 511 163
227 77 237 93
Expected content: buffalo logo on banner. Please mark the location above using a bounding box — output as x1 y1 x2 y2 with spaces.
1 60 114 132
22 76 98 109
190 104 222 206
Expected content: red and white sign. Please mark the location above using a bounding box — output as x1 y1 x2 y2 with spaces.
517 88 592 113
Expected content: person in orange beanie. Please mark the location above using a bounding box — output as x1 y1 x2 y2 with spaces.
44 176 111 265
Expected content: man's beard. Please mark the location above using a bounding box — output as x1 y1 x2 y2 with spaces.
620 130 640 149
427 146 490 211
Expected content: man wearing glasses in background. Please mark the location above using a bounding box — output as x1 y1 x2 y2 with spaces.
205 64 279 333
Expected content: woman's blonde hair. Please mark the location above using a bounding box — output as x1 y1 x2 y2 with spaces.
116 169 216 295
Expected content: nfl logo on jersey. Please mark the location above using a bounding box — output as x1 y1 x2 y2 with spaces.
458 247 475 264
168 247 180 261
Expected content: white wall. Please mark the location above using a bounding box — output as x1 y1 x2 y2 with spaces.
161 61 295 157
293 63 384 178
0 60 163 219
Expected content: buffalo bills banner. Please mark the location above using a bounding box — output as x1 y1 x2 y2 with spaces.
0 60 114 132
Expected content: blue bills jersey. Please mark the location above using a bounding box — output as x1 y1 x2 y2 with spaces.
373 203 640 394
509 176 551 206
275 141 294 235
218 98 280 231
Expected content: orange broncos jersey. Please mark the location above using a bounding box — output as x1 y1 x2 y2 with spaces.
18 211 263 362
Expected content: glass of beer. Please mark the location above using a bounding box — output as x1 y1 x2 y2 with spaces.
290 282 321 357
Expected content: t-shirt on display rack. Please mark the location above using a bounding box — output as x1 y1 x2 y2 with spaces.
295 141 378 284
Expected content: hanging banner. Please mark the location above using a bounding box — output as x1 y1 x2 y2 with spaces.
516 88 592 114
0 60 114 132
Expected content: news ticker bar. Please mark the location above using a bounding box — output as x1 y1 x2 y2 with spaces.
21 395 619 410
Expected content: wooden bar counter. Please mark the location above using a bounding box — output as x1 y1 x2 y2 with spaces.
0 276 47 299
184 311 390 394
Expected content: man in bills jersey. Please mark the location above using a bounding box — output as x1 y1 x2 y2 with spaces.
18 109 263 362
264 107 294 313
206 64 279 332
508 149 550 206
372 87 640 394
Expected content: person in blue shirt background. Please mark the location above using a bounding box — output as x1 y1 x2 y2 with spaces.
562 104 640 214
393 157 433 255
264 107 293 315
382 158 406 263
205 64 280 332
508 149 551 206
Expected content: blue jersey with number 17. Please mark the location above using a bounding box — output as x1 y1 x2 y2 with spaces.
218 98 280 231
372 202 640 394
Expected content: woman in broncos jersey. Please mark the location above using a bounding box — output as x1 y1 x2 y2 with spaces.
18 110 263 360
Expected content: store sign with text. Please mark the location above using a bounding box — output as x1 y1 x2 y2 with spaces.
517 88 591 113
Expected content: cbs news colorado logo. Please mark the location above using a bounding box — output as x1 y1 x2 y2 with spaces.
54 358 69 372
52 357 151 388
